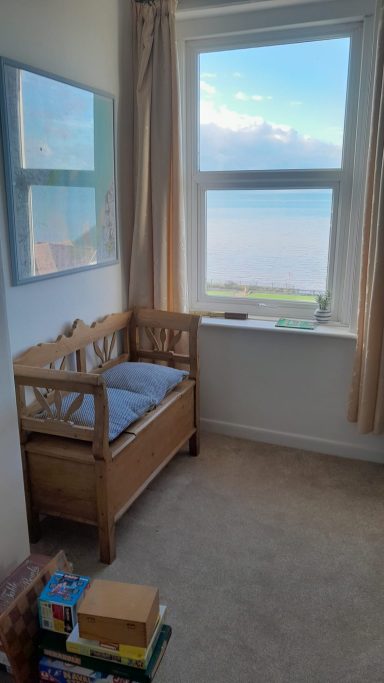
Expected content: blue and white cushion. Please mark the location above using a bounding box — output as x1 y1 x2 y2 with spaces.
102 362 188 405
38 387 154 442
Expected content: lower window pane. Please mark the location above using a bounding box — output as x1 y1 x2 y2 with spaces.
206 189 333 302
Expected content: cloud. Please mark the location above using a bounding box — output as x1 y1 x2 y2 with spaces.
201 100 263 131
200 80 216 96
233 72 244 79
199 101 341 170
235 91 249 101
289 100 303 107
235 92 273 102
201 72 217 79
201 100 288 133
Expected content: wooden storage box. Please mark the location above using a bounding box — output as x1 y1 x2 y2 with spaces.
78 580 159 647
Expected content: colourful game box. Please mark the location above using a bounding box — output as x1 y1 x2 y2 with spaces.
38 572 90 635
39 656 132 682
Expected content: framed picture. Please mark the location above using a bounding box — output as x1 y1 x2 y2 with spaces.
0 58 118 285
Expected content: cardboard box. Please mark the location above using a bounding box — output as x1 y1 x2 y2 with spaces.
38 571 90 635
78 581 159 648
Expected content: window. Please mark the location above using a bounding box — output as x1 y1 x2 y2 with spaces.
181 4 375 324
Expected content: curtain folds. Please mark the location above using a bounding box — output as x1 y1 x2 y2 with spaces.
348 4 384 435
129 0 187 312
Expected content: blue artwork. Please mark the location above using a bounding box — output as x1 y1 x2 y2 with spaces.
0 58 118 284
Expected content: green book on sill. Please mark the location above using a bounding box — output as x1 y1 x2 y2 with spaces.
275 318 315 330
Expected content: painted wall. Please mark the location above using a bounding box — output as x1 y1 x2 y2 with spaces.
0 0 132 356
0 246 29 581
200 323 384 462
0 0 132 574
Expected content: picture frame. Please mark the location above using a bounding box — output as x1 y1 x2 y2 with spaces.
0 58 118 285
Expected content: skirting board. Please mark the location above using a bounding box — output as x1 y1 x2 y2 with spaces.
201 418 384 464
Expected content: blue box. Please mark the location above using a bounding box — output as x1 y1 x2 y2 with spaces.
38 572 90 635
39 656 132 682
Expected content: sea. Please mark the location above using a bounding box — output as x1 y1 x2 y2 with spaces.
206 189 332 293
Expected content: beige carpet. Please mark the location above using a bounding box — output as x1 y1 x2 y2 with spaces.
29 433 384 683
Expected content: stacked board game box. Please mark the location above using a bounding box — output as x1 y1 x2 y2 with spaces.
39 624 171 683
67 604 167 668
38 578 171 683
39 655 133 682
38 571 90 635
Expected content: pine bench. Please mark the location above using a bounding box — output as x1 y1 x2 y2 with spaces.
13 309 200 564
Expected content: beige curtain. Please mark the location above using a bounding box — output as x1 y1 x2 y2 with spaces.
129 0 187 312
348 5 384 435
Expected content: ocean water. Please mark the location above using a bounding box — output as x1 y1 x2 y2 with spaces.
206 189 332 293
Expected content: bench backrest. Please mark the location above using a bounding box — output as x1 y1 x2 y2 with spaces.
14 309 200 380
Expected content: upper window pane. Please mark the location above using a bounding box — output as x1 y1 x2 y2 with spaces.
199 38 350 171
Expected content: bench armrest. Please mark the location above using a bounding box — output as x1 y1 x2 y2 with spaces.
13 365 110 458
13 365 103 394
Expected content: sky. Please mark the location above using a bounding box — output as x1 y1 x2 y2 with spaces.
199 37 350 170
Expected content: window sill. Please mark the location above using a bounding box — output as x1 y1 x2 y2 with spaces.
201 316 357 339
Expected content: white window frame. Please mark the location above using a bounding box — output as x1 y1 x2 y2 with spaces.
179 2 376 325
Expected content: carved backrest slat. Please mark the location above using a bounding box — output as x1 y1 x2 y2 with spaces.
145 327 160 351
32 387 85 425
92 331 118 368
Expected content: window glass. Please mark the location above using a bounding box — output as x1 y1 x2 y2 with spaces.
206 189 333 301
199 38 350 171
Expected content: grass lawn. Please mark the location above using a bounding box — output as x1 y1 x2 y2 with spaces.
206 289 315 303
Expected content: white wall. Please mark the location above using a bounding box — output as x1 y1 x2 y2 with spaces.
0 0 132 574
200 322 384 462
0 0 132 356
0 246 29 581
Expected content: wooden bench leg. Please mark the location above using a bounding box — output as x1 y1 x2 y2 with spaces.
99 521 116 564
189 380 200 457
29 510 41 544
20 446 41 542
189 430 200 457
95 461 116 564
